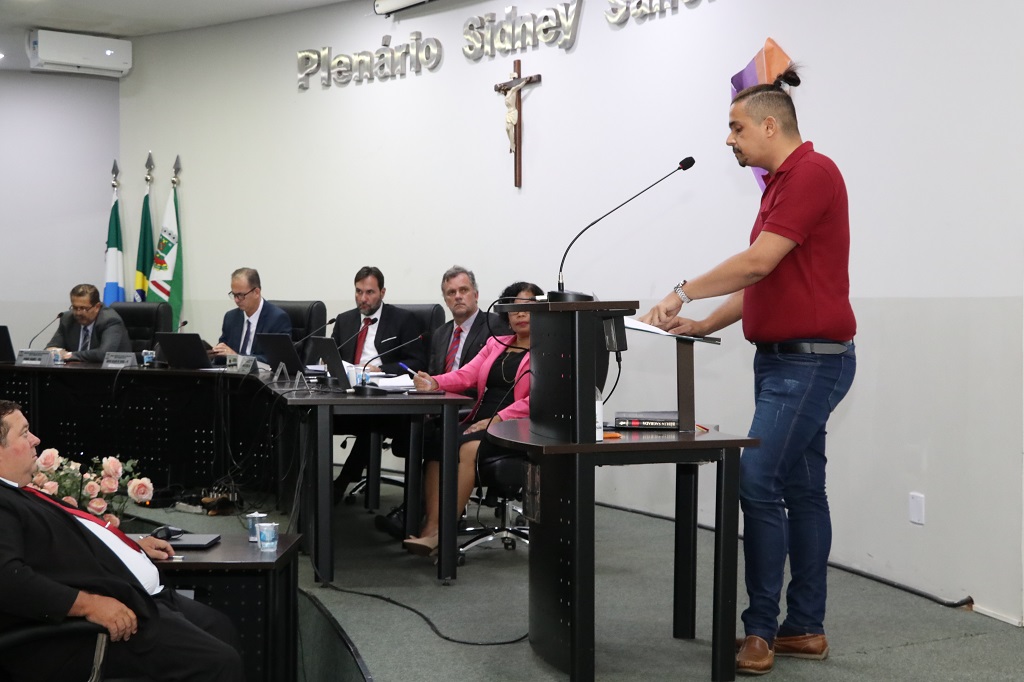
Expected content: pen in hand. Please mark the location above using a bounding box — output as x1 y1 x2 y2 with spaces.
398 362 417 378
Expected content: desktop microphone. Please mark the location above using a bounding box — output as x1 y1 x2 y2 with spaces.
354 332 429 396
28 312 64 348
549 156 696 302
176 320 188 332
292 318 337 350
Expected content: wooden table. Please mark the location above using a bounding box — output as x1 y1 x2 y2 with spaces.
155 533 301 682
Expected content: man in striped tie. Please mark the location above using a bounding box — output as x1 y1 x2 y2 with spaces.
0 400 244 681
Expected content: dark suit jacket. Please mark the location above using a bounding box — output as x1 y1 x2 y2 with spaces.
46 306 132 363
0 481 158 636
331 303 426 375
428 312 512 392
218 299 292 362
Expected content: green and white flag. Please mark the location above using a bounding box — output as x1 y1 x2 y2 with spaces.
148 187 183 328
102 189 126 303
133 188 154 302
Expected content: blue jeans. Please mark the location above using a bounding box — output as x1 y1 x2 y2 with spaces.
739 343 856 643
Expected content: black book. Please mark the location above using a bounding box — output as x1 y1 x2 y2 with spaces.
614 410 679 430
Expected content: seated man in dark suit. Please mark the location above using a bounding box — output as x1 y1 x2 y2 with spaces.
428 266 511 395
210 267 291 364
0 400 243 681
330 266 427 500
46 283 132 363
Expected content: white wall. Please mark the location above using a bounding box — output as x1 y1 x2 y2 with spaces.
0 71 120 345
4 0 1023 623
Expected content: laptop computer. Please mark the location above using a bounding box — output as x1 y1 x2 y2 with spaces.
0 326 15 363
308 336 351 389
169 533 221 549
155 332 215 370
256 333 324 377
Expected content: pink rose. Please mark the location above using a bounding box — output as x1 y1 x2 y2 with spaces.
83 473 94 481
101 457 123 480
102 513 120 528
83 480 101 499
87 498 107 515
127 478 153 503
100 476 119 494
62 496 79 508
32 473 49 488
42 481 59 496
35 449 62 473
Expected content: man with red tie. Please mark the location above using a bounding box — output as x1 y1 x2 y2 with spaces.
427 266 511 395
0 400 243 681
330 267 427 501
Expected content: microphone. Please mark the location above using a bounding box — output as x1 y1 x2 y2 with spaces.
29 312 64 348
354 332 429 396
176 320 188 332
292 318 337 350
550 156 696 302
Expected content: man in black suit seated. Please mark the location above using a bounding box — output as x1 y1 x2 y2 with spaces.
330 266 427 500
0 400 243 681
428 266 511 395
46 283 131 363
210 267 291 364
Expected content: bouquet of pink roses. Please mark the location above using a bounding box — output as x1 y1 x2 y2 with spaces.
31 449 154 527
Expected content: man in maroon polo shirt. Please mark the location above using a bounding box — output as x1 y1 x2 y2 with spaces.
641 67 856 676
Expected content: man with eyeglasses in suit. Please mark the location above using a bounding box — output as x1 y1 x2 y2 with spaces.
211 267 291 364
46 284 131 363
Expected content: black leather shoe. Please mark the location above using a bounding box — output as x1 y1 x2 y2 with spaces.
374 505 406 540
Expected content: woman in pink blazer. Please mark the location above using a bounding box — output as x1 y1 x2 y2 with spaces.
404 281 542 556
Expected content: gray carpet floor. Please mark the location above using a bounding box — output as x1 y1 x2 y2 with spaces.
132 486 1024 681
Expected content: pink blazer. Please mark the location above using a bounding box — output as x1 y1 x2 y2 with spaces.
433 335 530 422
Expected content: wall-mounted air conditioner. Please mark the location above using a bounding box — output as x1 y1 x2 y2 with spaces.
26 29 132 78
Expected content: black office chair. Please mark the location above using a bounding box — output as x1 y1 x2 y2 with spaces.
109 302 172 361
343 303 444 506
267 299 327 363
0 619 148 682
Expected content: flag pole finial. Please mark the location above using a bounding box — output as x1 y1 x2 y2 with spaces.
145 152 155 185
171 155 182 187
111 160 120 189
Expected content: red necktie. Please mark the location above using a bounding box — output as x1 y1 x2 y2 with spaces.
444 325 462 372
352 318 373 365
24 486 143 552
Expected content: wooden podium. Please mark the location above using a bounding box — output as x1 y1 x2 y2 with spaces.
490 299 755 681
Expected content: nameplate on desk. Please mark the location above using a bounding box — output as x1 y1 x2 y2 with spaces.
15 349 54 366
102 352 138 369
225 355 256 374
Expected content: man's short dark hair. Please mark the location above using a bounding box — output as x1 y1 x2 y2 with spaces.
497 281 543 324
231 267 261 289
70 284 100 305
0 400 22 447
441 266 478 292
354 266 384 290
732 66 801 136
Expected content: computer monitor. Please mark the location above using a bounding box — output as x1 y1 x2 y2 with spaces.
0 326 15 363
154 333 214 370
257 333 324 377
308 336 351 389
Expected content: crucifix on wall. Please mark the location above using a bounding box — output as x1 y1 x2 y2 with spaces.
495 59 541 188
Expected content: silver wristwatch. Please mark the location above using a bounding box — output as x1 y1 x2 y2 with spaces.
673 280 692 305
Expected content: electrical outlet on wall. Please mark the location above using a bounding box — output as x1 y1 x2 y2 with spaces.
909 492 925 525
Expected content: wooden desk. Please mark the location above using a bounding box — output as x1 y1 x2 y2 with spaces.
155 534 301 682
488 421 756 682
271 386 472 584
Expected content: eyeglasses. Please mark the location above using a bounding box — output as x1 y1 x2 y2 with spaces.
68 304 98 313
228 287 257 301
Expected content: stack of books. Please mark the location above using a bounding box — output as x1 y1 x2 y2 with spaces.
613 411 679 430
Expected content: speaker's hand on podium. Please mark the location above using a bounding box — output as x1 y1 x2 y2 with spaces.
639 291 682 330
